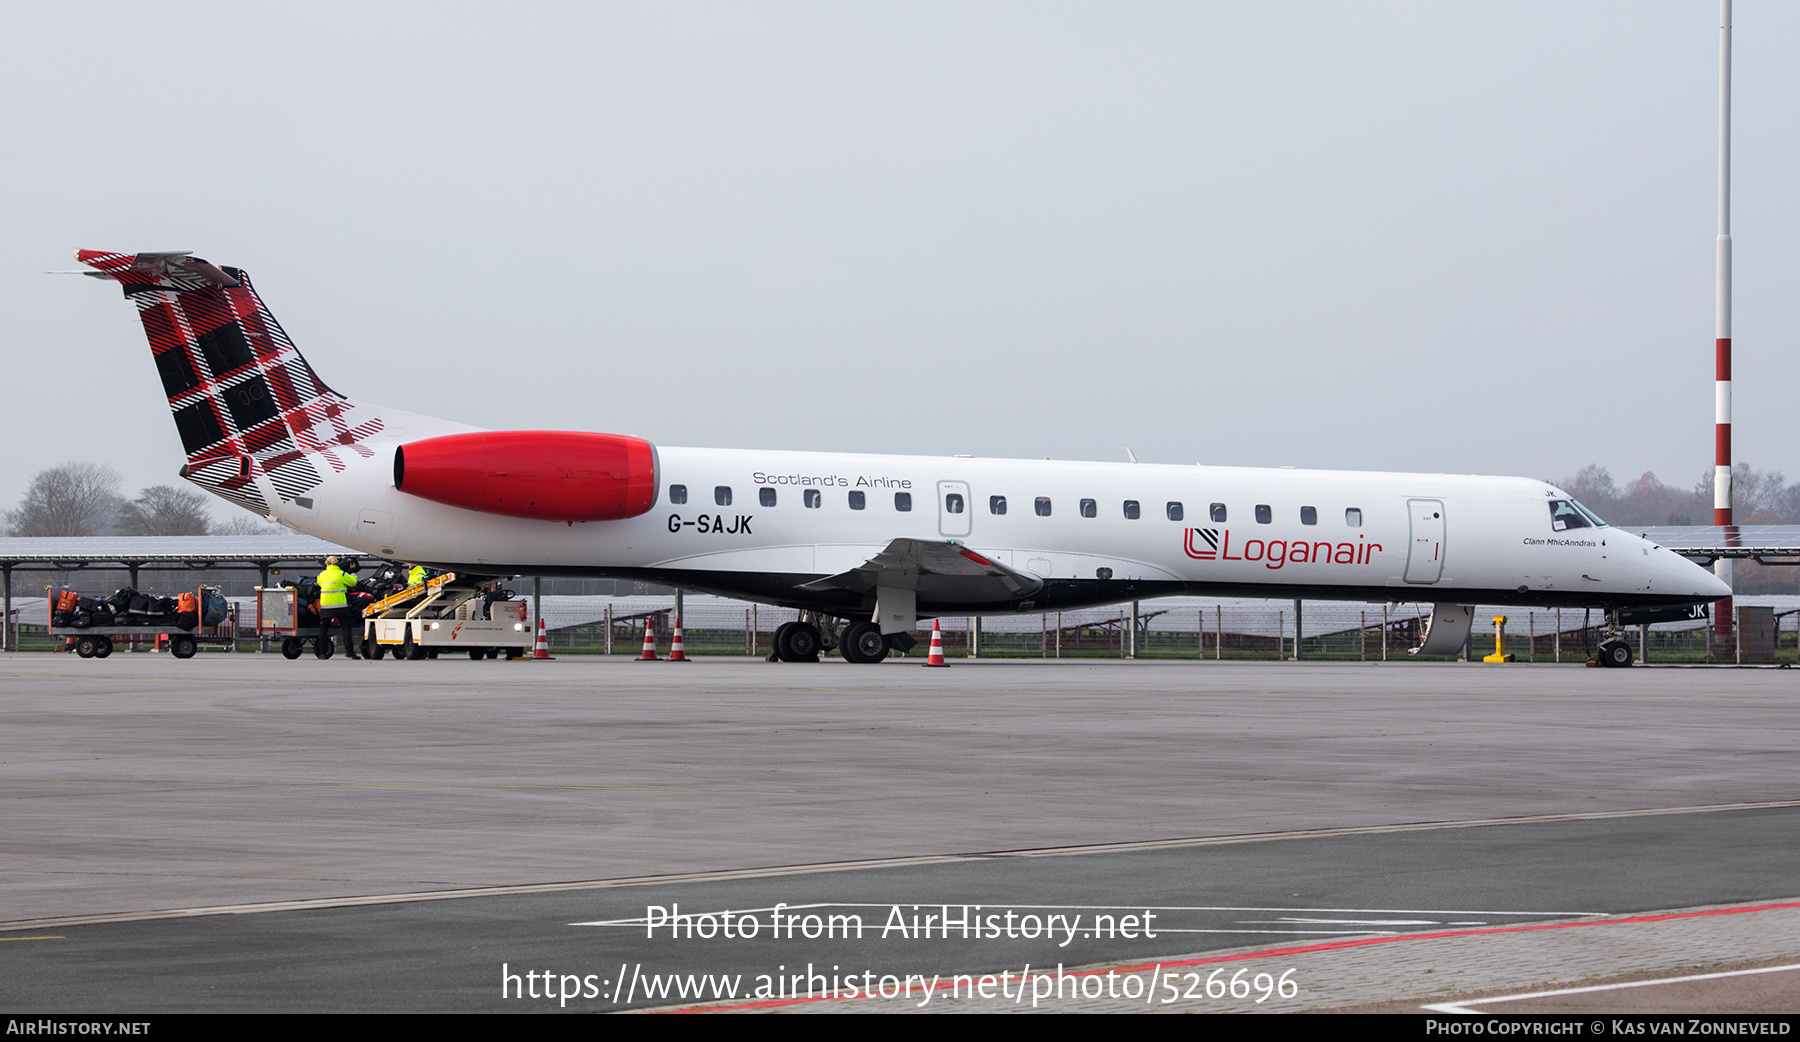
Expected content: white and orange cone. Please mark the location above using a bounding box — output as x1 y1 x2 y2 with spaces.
668 616 689 661
637 619 660 661
924 619 948 667
533 616 553 660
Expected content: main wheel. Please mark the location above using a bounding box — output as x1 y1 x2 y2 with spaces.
281 638 304 660
369 643 387 660
770 622 796 662
1599 640 1633 668
485 647 499 660
469 648 486 661
75 637 96 659
841 621 889 664
94 636 113 658
778 622 821 662
170 636 197 660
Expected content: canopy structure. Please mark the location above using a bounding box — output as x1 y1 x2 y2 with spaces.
0 536 360 650
1624 526 1800 566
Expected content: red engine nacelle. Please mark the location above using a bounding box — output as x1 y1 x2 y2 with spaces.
393 431 658 522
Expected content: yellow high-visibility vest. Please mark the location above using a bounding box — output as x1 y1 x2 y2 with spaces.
318 565 358 608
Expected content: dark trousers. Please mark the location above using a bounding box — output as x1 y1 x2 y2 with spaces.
320 606 361 658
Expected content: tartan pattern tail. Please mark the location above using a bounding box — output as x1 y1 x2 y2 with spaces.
77 250 387 516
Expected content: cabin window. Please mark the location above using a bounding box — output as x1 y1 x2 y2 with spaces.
1123 500 1140 519
990 495 1007 515
849 491 865 510
1210 503 1227 523
715 486 733 506
1255 504 1272 524
1080 498 1096 518
1166 501 1184 522
945 493 964 514
1035 497 1052 517
759 487 777 507
804 489 821 509
669 484 688 505
1300 506 1317 525
1345 507 1362 527
895 492 912 512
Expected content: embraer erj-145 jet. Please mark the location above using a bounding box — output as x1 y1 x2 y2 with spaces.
75 250 1728 666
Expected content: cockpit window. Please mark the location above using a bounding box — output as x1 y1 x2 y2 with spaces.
1549 499 1607 531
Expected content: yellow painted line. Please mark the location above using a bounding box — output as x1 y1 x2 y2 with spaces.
0 935 64 941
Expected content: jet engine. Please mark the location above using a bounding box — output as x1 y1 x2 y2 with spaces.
393 431 658 522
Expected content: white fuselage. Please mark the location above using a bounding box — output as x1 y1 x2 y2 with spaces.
269 435 1730 616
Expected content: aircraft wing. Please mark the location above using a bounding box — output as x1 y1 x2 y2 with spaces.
799 538 1044 605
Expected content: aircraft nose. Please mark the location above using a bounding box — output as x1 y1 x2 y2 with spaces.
1665 550 1732 599
1698 565 1733 599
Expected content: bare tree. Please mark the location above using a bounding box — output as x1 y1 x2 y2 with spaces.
213 512 285 536
116 485 212 536
4 462 123 536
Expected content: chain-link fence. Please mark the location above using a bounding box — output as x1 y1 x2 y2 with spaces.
9 590 1796 664
520 595 1800 664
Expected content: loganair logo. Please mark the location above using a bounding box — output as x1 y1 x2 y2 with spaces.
1185 528 1222 559
1185 528 1383 570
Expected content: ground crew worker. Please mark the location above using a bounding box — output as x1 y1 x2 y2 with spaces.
408 564 428 588
316 555 363 660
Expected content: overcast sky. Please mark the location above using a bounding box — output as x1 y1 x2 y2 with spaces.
4 2 1795 520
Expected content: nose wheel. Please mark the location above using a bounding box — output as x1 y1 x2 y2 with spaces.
1596 639 1634 668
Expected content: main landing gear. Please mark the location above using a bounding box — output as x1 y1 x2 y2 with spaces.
771 620 822 662
768 612 915 664
840 621 890 664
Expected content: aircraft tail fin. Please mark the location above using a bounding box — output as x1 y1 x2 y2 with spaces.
76 249 390 517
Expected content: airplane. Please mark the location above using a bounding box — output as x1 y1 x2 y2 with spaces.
73 249 1730 667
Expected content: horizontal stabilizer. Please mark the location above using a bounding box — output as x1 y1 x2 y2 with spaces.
800 538 1043 606
75 250 239 291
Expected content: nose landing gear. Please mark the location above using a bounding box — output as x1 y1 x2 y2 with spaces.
1593 608 1635 667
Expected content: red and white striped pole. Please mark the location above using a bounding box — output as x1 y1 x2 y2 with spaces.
1714 0 1735 642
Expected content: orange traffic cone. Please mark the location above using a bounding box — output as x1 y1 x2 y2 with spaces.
668 616 689 661
637 619 660 661
924 619 948 667
533 616 553 659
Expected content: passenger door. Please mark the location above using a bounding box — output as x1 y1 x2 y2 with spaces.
937 481 972 538
1404 499 1446 584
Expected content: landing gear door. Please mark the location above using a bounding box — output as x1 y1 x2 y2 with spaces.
937 481 972 538
1404 499 1446 584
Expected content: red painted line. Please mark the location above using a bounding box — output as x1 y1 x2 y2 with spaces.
661 899 1800 1013
1717 338 1732 381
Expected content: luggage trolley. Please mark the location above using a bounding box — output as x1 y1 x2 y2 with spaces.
49 585 234 660
255 584 335 659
